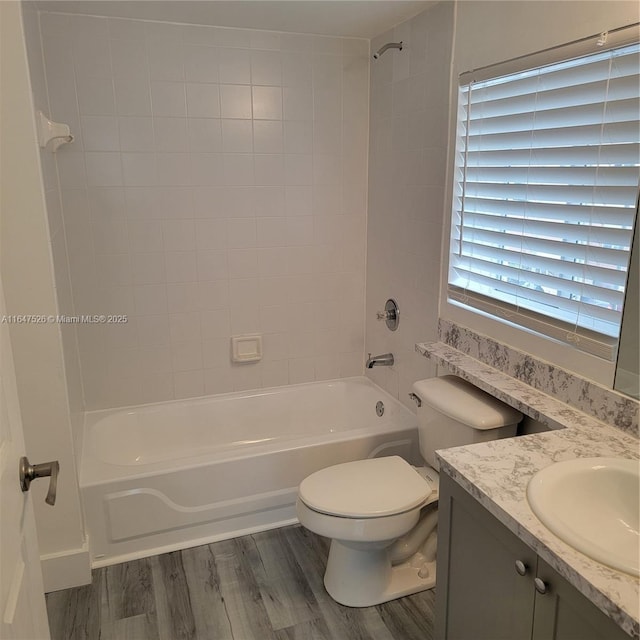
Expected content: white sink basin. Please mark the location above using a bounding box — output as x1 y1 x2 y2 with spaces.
527 457 640 576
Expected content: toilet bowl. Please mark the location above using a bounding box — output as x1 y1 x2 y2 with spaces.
297 456 439 606
296 375 523 607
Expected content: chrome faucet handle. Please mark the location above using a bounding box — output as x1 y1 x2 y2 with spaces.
19 456 60 506
376 299 399 331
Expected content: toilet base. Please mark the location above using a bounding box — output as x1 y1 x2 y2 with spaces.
323 539 436 607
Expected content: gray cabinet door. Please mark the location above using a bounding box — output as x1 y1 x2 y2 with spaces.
435 474 537 640
532 558 629 640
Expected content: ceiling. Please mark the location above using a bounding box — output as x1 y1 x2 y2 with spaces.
34 1 436 39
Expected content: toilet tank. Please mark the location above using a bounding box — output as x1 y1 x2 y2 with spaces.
412 375 522 469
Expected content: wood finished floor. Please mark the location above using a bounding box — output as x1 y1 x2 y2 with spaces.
46 525 436 640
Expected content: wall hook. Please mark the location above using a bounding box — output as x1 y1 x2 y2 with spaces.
37 111 74 152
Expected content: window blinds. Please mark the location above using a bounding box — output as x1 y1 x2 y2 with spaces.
448 39 640 359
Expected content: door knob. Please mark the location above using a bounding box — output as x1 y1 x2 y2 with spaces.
19 456 59 506
515 560 528 576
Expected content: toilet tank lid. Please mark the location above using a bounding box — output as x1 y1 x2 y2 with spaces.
412 375 523 430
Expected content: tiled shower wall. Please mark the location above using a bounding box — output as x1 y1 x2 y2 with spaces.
37 12 369 409
22 5 85 434
365 3 454 407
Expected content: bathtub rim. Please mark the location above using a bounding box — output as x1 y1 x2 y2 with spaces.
80 376 418 487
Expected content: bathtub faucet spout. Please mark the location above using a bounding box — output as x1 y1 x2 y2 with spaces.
366 353 394 368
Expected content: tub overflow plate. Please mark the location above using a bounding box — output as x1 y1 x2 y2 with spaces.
376 401 385 417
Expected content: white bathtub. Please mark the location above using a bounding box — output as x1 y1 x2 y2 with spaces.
80 377 419 567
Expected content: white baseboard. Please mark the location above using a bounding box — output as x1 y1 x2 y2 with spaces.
41 541 91 592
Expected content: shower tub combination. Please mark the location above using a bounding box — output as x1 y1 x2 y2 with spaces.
80 377 419 567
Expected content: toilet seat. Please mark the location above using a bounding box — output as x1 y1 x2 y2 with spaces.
298 456 432 518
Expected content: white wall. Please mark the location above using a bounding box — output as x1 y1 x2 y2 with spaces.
440 1 640 385
2 1 88 591
365 2 454 406
37 12 370 410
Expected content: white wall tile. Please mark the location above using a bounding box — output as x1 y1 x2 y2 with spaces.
136 314 170 345
92 219 128 253
129 220 164 252
157 153 192 186
82 116 120 151
284 154 313 185
205 344 233 378
285 186 312 217
253 121 283 154
173 370 205 398
114 76 151 116
221 119 253 152
73 35 111 79
190 153 224 186
262 360 288 388
171 340 204 371
122 152 157 186
227 218 257 248
132 252 165 284
134 283 168 315
188 119 222 152
254 154 283 186
186 83 221 118
252 86 282 120
228 249 258 278
218 48 251 84
254 187 284 217
110 39 148 79
184 44 219 83
165 251 198 283
204 365 234 394
85 152 123 186
195 220 228 250
223 154 254 185
284 120 313 153
45 14 369 408
119 117 155 152
147 39 184 81
200 309 231 339
77 76 116 115
220 84 252 118
150 81 186 117
251 50 282 86
167 282 200 313
154 118 189 152
257 218 287 247
162 220 196 251
57 152 87 188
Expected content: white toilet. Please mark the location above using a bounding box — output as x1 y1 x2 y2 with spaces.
296 375 522 607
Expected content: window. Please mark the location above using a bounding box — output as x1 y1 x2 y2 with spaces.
448 29 639 359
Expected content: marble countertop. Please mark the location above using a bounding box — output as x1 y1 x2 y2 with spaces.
417 341 640 638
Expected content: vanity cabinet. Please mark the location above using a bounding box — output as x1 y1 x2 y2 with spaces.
435 473 629 640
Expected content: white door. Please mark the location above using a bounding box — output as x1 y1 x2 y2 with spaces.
0 282 50 639
0 2 51 638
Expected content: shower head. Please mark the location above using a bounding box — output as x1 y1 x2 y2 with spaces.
373 41 403 60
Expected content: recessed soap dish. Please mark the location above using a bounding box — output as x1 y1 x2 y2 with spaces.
231 335 262 363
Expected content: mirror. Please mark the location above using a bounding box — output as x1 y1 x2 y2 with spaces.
615 205 639 400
